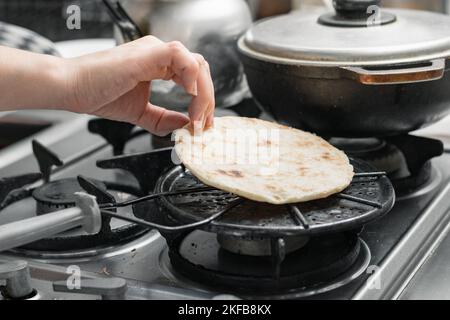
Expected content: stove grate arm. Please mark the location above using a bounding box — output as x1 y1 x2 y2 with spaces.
353 172 386 178
335 193 383 208
100 198 243 233
99 186 216 210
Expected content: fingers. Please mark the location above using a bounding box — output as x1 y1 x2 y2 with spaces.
188 53 215 131
136 102 190 136
202 60 215 129
166 41 200 96
134 39 199 96
132 38 215 130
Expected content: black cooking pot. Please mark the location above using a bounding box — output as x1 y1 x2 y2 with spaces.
238 0 450 138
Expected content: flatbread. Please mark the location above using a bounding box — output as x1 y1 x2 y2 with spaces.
173 117 354 205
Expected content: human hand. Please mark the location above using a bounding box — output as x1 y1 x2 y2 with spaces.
63 36 215 136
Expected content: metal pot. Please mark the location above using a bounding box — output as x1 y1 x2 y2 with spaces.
238 0 450 137
115 0 154 36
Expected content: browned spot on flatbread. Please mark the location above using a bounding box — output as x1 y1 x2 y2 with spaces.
298 166 309 175
258 139 272 146
296 140 313 147
320 141 331 148
321 152 335 161
217 169 244 178
265 185 279 191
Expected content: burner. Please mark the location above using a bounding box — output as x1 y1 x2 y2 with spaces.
329 138 407 175
32 178 106 215
217 234 309 256
99 150 392 297
0 180 149 254
97 148 393 297
329 135 444 196
167 230 369 297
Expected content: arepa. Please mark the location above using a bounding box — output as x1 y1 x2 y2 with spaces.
173 117 353 205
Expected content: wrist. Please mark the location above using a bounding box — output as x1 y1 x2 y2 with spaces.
49 57 78 112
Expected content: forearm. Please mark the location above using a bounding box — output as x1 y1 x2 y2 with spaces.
0 36 215 134
0 46 68 111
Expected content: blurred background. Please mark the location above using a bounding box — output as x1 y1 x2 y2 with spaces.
0 0 448 42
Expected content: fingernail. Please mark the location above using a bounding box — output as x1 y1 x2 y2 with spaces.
206 115 214 128
192 114 204 135
202 113 207 129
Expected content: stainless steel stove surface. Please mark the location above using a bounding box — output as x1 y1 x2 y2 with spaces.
1 109 450 300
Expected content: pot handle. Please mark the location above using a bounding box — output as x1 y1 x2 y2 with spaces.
342 59 446 85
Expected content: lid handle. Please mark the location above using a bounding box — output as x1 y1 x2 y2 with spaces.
318 0 396 27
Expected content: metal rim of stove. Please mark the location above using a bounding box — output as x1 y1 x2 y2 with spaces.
7 230 160 262
154 158 395 237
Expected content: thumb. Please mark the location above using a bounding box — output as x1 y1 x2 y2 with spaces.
135 102 190 136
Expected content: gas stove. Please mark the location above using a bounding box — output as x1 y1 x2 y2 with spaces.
1 101 450 300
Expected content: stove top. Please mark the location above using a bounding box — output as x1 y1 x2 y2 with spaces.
1 102 450 300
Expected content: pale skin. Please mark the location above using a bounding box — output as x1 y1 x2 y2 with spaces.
0 36 215 136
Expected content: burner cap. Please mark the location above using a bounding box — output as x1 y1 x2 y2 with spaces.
32 178 106 214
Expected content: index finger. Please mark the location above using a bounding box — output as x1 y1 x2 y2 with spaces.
188 62 214 130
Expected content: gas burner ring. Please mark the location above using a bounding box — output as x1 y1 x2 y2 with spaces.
32 178 106 215
162 230 371 299
396 164 443 201
217 233 309 256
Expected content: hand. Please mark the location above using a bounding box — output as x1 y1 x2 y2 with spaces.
63 36 215 136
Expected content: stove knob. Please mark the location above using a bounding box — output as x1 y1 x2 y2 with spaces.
53 277 127 300
0 260 35 299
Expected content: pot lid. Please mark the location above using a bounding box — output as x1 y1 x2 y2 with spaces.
239 8 450 66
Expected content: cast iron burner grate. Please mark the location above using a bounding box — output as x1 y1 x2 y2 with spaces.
151 158 395 237
100 157 394 238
